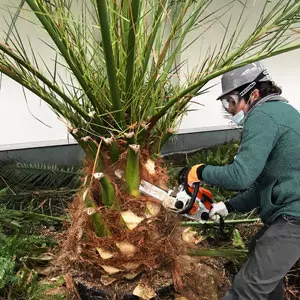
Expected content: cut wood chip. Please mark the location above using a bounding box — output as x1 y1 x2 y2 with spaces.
122 262 141 271
88 111 96 118
93 172 104 180
145 159 156 175
181 227 198 244
100 265 122 275
123 272 141 280
49 276 61 282
82 188 89 200
124 131 134 139
96 247 114 260
121 210 144 230
81 136 92 142
86 207 96 215
102 136 113 145
141 121 149 129
32 253 54 261
168 128 175 134
195 235 206 245
133 282 156 299
129 144 140 153
114 169 124 179
44 287 66 296
146 201 161 217
162 196 176 209
100 275 116 286
116 241 137 257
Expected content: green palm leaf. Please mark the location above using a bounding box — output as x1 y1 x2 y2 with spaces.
0 161 82 190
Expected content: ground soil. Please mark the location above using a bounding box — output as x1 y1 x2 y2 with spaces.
70 255 230 300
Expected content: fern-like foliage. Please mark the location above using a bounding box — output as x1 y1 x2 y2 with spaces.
166 141 240 200
26 276 67 300
0 186 76 215
0 205 64 234
0 161 82 214
0 229 57 296
0 234 56 261
0 233 65 300
185 142 240 166
0 256 16 289
0 161 82 190
0 161 73 299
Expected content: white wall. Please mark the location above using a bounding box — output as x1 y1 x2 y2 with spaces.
0 76 69 145
0 1 299 146
179 52 300 132
179 0 300 131
0 0 70 146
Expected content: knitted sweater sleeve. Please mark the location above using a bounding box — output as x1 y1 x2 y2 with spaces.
202 110 279 190
229 184 260 212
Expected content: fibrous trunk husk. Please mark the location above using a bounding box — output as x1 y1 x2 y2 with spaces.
49 148 221 298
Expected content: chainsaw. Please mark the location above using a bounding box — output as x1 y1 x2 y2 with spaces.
139 167 214 223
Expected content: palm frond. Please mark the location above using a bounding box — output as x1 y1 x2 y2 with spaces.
0 161 82 190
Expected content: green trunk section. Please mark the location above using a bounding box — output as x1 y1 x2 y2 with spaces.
82 188 111 237
93 150 120 210
150 130 174 156
124 135 135 145
77 139 104 169
136 127 146 145
125 146 140 196
108 141 120 163
99 176 118 209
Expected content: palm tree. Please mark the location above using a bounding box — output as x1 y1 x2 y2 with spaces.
1 0 300 297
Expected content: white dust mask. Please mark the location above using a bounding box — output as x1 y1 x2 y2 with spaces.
231 109 245 126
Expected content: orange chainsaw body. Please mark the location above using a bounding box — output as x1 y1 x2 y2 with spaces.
187 186 213 215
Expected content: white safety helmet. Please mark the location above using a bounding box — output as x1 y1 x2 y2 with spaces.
217 62 272 100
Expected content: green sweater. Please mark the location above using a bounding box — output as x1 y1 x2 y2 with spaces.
202 95 300 224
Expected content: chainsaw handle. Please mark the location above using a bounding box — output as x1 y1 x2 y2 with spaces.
178 182 200 214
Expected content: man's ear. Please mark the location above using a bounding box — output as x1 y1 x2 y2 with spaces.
249 89 260 103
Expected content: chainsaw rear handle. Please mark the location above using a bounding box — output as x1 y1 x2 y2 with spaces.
178 181 200 214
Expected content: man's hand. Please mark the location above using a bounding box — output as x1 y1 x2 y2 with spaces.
178 164 206 198
186 164 206 186
209 202 229 222
178 164 205 187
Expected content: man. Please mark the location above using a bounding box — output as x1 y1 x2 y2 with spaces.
186 62 300 300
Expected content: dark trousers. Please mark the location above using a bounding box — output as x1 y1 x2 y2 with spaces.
223 216 300 300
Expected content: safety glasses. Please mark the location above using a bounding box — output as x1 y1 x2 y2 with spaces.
219 69 269 112
220 93 240 113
